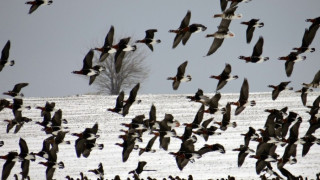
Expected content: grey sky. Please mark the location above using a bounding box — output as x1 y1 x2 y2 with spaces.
0 0 319 98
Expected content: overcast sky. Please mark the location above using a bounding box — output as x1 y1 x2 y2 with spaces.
0 0 319 98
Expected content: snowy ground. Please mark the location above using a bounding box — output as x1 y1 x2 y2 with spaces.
0 91 319 180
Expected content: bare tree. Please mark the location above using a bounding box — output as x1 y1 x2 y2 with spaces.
93 48 149 95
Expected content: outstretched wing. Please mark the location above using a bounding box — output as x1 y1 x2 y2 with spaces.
82 50 94 69
28 4 40 14
1 40 10 60
179 10 191 29
176 61 188 80
252 36 264 57
104 26 114 48
207 38 224 56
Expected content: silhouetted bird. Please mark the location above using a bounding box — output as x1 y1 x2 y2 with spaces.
0 40 14 72
72 50 105 85
25 0 53 14
94 25 115 62
167 61 191 90
136 29 161 51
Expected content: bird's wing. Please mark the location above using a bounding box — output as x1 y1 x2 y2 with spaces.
179 10 191 29
90 123 99 134
221 103 231 125
51 109 62 126
246 26 255 44
238 151 248 167
311 70 320 84
21 160 30 179
2 161 16 180
83 50 94 69
172 33 184 49
128 83 140 103
224 5 238 15
114 51 125 73
145 135 158 151
217 80 228 91
149 104 156 122
306 23 319 46
28 4 40 14
176 61 188 80
1 40 10 60
201 118 213 129
75 139 86 158
301 28 310 48
252 36 264 57
285 60 294 77
115 91 124 109
104 26 114 47
272 89 279 101
146 44 154 52
197 146 211 156
145 29 157 39
192 104 204 126
46 166 56 180
302 142 313 157
222 63 232 75
239 78 249 105
172 80 181 90
206 38 224 56
19 138 29 154
220 0 228 11
13 83 29 93
182 31 192 45
122 102 132 117
89 75 97 85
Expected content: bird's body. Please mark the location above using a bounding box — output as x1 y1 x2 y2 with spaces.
268 81 293 100
210 63 238 91
72 50 105 85
94 26 115 62
136 29 161 51
169 10 191 49
0 40 14 72
241 19 264 43
231 78 256 115
25 0 53 14
167 61 191 90
278 52 306 77
239 36 269 63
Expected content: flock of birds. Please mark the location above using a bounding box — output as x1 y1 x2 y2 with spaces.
1 0 320 180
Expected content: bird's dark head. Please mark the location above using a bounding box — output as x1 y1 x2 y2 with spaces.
238 56 245 59
58 161 65 169
132 45 137 51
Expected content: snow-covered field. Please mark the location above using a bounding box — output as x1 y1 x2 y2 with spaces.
0 91 319 180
